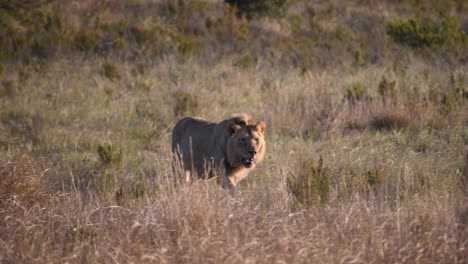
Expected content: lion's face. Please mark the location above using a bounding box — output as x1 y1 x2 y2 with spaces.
227 121 266 169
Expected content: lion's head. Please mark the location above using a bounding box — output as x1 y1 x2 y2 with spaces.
226 115 266 169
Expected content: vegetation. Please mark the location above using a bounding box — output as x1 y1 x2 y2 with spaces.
225 0 289 18
387 16 467 49
0 0 466 263
287 157 331 208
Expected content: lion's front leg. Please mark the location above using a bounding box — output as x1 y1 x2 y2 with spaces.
217 167 235 191
185 170 192 183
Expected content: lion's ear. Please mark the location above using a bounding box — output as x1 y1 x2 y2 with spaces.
256 121 266 134
228 123 242 136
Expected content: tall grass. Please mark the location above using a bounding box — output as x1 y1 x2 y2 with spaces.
0 0 467 263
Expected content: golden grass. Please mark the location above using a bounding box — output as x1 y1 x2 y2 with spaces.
0 172 465 263
0 0 467 263
0 55 466 262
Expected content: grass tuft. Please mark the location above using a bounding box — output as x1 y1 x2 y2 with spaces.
99 62 121 81
97 143 122 165
287 157 330 208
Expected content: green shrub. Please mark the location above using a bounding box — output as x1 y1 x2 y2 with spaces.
352 49 365 68
0 109 44 145
74 28 97 52
233 53 255 69
289 13 303 32
333 25 349 41
177 35 201 57
131 181 146 198
287 157 331 208
173 90 199 117
131 23 156 46
0 80 17 97
366 167 384 187
450 72 467 99
232 21 250 41
111 36 127 49
225 0 289 19
387 16 467 48
0 0 55 10
130 21 175 48
340 166 386 199
27 8 62 32
378 77 397 105
0 5 68 59
345 83 365 105
97 143 123 165
99 62 121 81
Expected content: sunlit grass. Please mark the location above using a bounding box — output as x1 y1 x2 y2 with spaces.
0 0 467 263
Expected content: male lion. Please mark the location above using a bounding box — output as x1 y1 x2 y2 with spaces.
171 114 266 189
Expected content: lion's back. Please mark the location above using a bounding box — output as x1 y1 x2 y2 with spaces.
172 117 199 151
171 117 218 171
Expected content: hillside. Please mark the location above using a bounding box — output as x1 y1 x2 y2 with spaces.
0 0 467 263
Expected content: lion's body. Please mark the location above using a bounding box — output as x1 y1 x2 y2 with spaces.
172 114 266 189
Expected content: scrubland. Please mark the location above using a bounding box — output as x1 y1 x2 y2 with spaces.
0 0 467 263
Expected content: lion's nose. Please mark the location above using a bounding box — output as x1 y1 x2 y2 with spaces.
249 150 257 155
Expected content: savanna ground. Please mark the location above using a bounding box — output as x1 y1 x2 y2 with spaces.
0 0 467 263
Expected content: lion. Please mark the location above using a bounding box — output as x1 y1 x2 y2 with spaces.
171 114 266 189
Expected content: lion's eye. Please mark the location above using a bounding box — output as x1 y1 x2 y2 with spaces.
255 138 260 143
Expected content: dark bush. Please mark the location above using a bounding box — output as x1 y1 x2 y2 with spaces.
97 143 123 165
99 62 121 81
345 83 365 106
225 0 289 19
387 16 467 48
0 0 55 11
370 109 411 131
378 77 397 105
74 29 97 52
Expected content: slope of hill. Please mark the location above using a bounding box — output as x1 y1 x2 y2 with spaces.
0 0 467 262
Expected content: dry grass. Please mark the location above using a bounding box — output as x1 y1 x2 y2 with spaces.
0 56 466 263
0 170 465 263
0 0 467 263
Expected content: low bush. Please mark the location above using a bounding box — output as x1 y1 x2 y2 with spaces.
370 108 411 131
225 0 289 19
345 83 365 106
387 16 467 49
99 62 121 81
378 77 397 105
97 143 123 165
287 157 330 208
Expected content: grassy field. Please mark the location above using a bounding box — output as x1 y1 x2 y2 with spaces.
0 0 467 263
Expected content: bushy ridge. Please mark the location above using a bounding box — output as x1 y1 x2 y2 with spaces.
0 0 466 67
225 0 289 18
387 15 467 49
0 0 466 263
